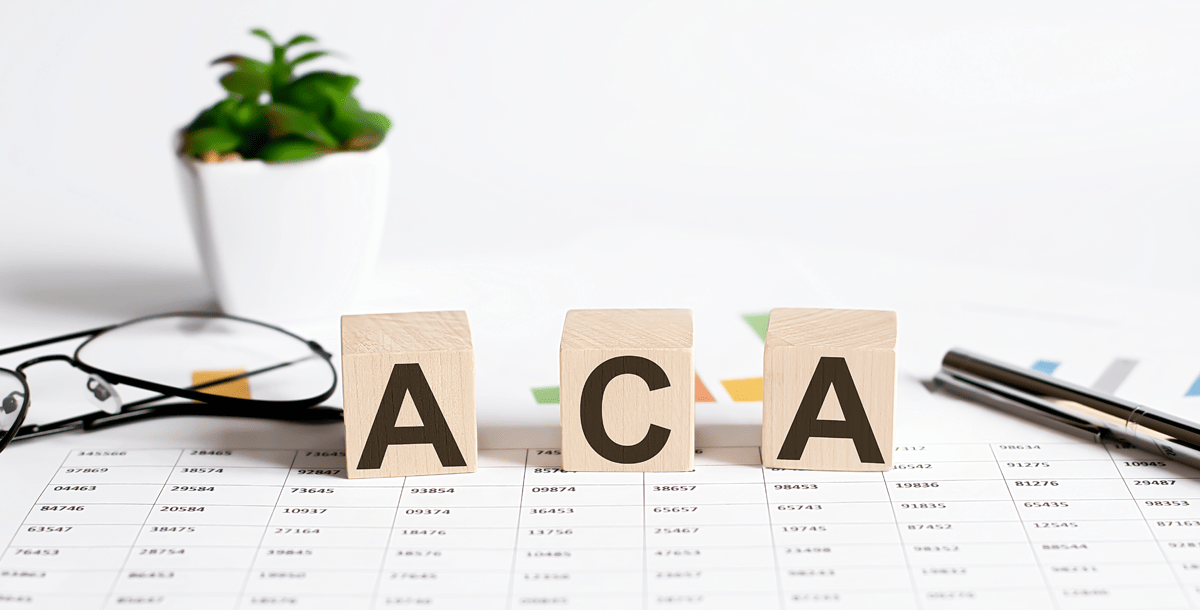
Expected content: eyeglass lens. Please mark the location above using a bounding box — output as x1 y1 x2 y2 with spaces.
73 316 333 403
1 369 27 435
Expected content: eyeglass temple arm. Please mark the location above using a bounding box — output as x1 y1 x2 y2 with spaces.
15 402 344 441
0 325 119 357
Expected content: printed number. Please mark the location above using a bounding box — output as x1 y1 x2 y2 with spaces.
14 549 59 556
170 486 214 492
774 484 818 490
654 507 699 513
655 528 699 534
893 482 939 488
25 526 73 533
654 486 696 492
1033 523 1078 528
1145 501 1190 507
179 468 222 474
1006 462 1050 468
189 450 231 456
405 509 451 515
76 451 125 456
290 488 334 494
282 508 327 514
533 468 563 474
894 464 932 469
527 529 573 536
1013 481 1058 486
51 486 95 492
530 487 575 493
899 503 946 509
295 470 341 475
160 506 204 512
776 505 822 511
998 445 1040 450
304 451 344 457
63 468 107 473
1124 461 1167 467
529 508 574 514
1133 480 1176 486
535 450 561 455
39 506 84 511
1024 502 1069 508
409 488 455 494
274 528 320 534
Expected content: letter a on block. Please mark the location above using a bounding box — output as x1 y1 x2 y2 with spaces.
560 309 694 472
762 308 896 472
342 311 476 479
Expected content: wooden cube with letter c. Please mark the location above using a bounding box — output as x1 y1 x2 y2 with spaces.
560 309 694 472
762 308 896 472
341 311 476 479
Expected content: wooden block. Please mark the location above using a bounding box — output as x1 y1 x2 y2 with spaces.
560 309 694 472
341 311 476 479
762 308 896 472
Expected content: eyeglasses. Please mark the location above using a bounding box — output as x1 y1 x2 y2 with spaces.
0 312 342 454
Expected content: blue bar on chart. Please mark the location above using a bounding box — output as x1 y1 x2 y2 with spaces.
1187 374 1200 398
1032 360 1060 375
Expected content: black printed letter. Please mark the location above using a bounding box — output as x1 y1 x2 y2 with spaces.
580 356 671 464
357 363 467 470
777 356 884 463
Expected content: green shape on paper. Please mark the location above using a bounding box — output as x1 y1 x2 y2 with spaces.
742 313 770 342
532 386 560 404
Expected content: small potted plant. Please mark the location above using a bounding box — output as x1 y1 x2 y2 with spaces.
178 28 391 320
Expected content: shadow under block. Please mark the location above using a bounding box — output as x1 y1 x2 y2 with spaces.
560 309 695 472
342 311 477 479
762 308 896 472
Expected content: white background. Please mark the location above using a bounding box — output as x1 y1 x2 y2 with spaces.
1 0 1198 315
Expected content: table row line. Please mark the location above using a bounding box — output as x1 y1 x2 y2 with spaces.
35 479 1200 505
56 443 1178 467
46 461 1200 486
20 500 1200 526
5 563 1199 595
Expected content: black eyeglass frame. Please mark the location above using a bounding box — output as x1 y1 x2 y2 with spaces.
0 311 342 453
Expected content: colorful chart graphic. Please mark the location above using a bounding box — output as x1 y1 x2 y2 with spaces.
1031 360 1061 375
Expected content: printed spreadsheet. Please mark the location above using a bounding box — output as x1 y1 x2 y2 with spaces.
5 442 1200 610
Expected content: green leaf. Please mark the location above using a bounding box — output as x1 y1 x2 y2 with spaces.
275 71 359 119
289 50 329 68
250 28 275 45
264 103 338 147
359 111 391 134
184 127 241 156
219 70 269 100
284 34 317 48
186 98 237 132
258 136 323 162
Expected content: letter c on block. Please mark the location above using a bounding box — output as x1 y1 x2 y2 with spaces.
579 355 672 464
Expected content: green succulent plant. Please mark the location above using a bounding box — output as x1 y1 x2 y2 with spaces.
183 28 390 163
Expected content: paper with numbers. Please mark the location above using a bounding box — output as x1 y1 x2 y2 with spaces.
5 441 1200 609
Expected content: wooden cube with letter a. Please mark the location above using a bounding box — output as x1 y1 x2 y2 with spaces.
560 309 694 472
762 308 896 472
342 311 476 479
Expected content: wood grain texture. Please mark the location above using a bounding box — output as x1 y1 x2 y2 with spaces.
342 311 477 479
762 308 896 472
560 309 694 472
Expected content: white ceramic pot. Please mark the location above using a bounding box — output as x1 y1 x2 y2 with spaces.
178 146 389 321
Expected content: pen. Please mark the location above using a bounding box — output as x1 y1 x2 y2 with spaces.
931 348 1200 470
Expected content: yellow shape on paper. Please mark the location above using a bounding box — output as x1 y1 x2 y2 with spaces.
721 377 763 402
191 369 252 400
